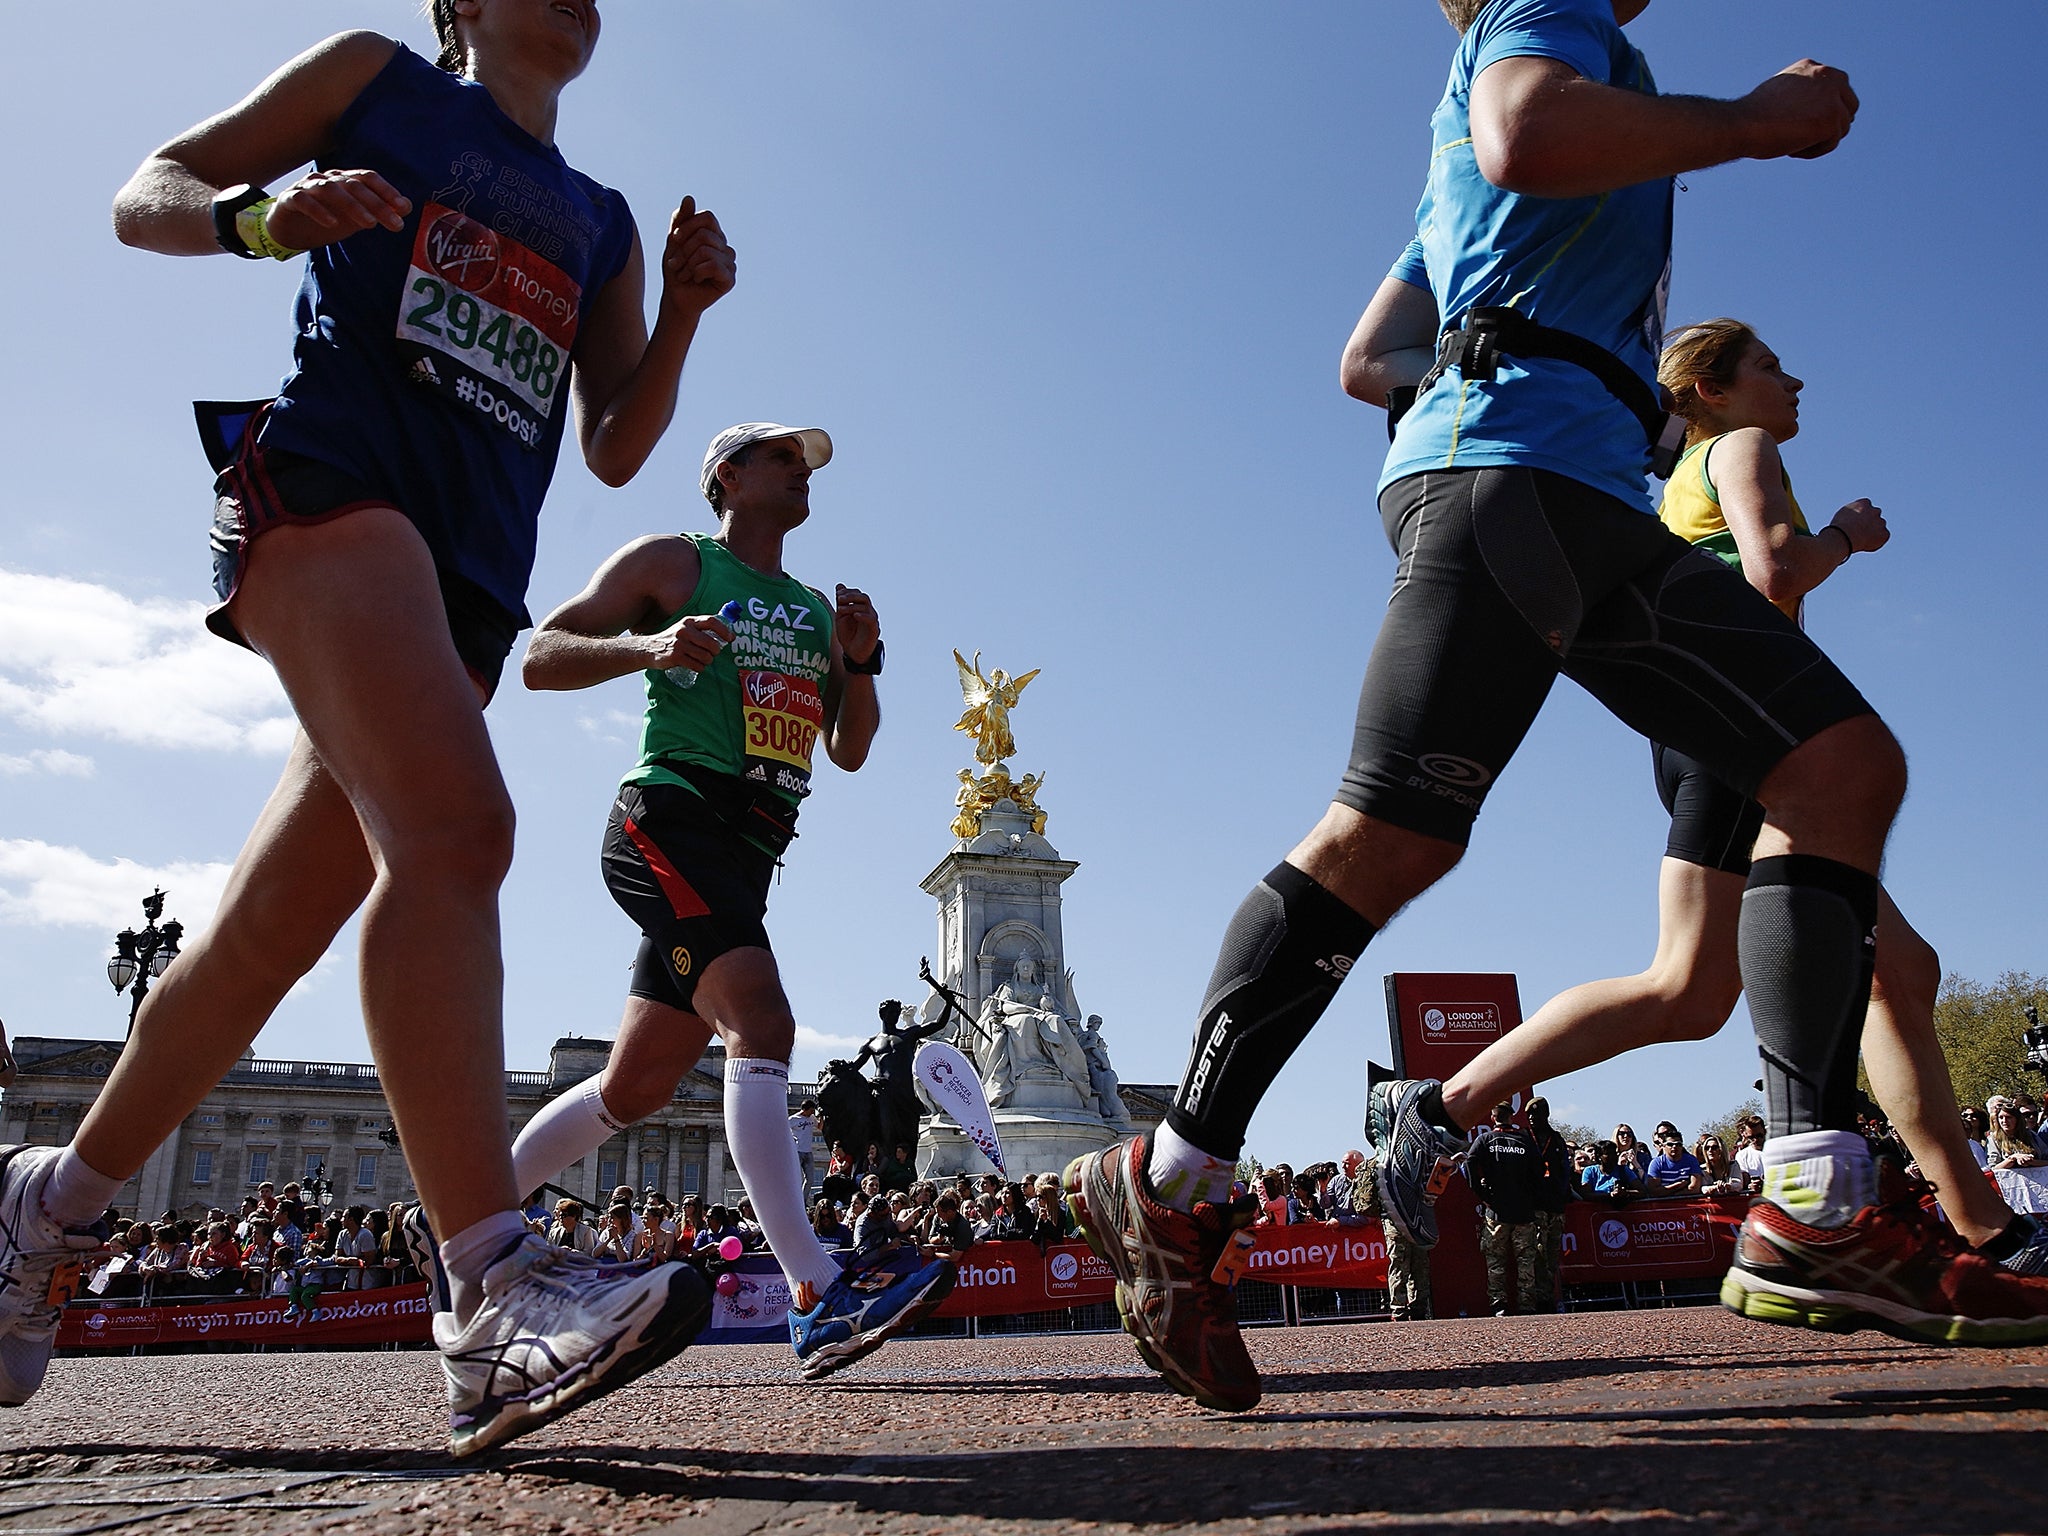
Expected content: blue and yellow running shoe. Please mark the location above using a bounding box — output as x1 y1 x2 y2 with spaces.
788 1244 956 1381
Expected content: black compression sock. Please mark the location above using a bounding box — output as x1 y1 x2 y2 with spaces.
1975 1216 2033 1264
1165 862 1376 1159
1419 1082 1464 1136
1738 854 1879 1138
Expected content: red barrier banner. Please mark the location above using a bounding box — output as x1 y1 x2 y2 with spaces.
933 1241 1117 1317
1236 1224 1389 1289
1558 1196 1744 1282
57 1282 434 1351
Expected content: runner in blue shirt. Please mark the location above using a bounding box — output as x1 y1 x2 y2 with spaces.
1067 0 1937 1416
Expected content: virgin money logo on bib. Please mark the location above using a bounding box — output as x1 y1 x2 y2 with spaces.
744 673 790 710
424 210 501 290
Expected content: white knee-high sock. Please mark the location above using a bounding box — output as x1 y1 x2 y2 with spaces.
510 1075 627 1198
724 1057 842 1298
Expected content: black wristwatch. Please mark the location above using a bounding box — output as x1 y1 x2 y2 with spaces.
843 639 885 676
212 184 270 259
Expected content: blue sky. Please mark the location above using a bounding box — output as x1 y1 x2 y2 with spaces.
1 1 2041 1164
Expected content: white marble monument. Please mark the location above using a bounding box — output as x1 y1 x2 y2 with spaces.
915 659 1134 1179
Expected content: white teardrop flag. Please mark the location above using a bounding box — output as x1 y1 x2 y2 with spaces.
913 1040 1006 1177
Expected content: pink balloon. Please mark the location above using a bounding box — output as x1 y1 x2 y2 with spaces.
715 1271 740 1296
718 1235 744 1262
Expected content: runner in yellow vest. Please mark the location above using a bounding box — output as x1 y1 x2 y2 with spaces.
1397 320 2048 1306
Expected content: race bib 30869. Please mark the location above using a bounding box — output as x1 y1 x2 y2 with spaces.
741 669 823 798
396 203 581 450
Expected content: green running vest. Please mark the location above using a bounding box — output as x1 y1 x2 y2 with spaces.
624 533 833 809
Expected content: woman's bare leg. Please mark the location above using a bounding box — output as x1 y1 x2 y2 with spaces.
232 510 522 1236
78 509 519 1237
1859 889 2011 1245
1440 860 1746 1129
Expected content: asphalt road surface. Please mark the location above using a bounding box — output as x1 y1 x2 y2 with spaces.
6 1308 2045 1534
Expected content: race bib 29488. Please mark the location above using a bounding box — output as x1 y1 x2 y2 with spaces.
396 203 581 451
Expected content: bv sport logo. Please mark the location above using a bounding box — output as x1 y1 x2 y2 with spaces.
671 947 692 978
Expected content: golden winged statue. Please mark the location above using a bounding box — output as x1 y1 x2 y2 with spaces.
952 649 1040 765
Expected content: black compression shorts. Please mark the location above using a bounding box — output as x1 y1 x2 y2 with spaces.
1653 743 1765 876
1338 467 1874 846
601 781 776 1014
207 421 520 699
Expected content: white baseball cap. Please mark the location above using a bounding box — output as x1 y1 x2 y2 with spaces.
700 422 833 502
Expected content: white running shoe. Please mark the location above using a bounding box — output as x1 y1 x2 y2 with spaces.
433 1231 712 1457
0 1145 104 1407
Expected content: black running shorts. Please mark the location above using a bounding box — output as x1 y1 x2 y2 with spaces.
1653 743 1765 876
1338 467 1874 845
602 781 776 1013
207 422 520 699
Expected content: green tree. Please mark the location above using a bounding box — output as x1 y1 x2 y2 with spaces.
1549 1119 1599 1148
1931 970 2048 1115
1696 1097 1763 1153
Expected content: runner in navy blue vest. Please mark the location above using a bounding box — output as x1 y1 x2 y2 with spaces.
0 1 732 1455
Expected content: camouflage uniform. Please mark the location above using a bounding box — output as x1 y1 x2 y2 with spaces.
1480 1207 1540 1315
1358 1156 1430 1320
1466 1122 1541 1315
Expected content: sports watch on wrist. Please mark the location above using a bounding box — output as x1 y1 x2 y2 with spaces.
843 639 885 676
212 184 271 259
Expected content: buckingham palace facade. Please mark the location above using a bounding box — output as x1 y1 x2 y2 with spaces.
1 1034 782 1219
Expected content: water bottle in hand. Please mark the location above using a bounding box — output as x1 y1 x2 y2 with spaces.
666 600 744 688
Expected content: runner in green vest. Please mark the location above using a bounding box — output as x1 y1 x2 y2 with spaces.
495 422 955 1379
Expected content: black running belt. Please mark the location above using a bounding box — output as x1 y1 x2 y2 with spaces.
1397 307 1688 478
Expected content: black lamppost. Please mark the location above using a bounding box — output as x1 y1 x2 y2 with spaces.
107 888 183 1036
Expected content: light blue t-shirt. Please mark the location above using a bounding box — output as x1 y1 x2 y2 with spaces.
1378 0 1673 513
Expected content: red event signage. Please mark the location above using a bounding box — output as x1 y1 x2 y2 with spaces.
57 1282 434 1351
57 1203 1745 1353
1558 1196 1744 1282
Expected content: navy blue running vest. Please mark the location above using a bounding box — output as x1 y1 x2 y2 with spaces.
260 45 635 627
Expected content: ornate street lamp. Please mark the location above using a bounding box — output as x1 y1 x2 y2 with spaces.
107 888 182 1036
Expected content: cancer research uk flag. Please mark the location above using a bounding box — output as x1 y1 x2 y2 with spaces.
914 1041 1006 1177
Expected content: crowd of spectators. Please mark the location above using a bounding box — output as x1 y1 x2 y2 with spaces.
85 1179 422 1315
74 1092 2048 1322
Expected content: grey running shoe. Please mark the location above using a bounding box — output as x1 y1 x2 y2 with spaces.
434 1232 712 1457
1997 1214 2048 1278
1365 1079 1466 1251
398 1202 453 1314
0 1146 102 1407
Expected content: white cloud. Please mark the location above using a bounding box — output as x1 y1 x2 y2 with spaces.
794 1025 867 1055
0 838 234 932
575 707 641 743
0 749 94 777
0 837 343 1000
0 569 294 754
